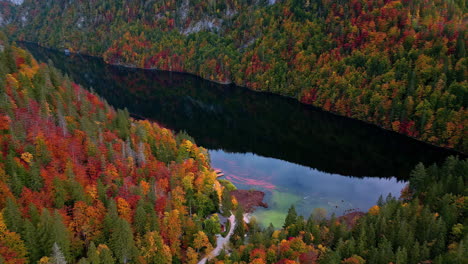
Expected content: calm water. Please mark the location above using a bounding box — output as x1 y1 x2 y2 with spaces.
22 43 462 227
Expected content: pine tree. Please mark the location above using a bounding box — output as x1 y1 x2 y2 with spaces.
283 205 298 228
410 241 421 264
395 247 408 264
98 245 115 264
3 197 23 233
53 177 67 208
231 207 245 246
52 211 71 261
87 242 100 264
37 208 55 258
410 163 426 192
134 202 147 236
109 218 135 264
455 32 466 59
103 200 118 239
377 195 384 206
22 219 41 262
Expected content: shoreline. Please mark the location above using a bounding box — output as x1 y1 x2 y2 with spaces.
17 41 467 156
230 189 268 213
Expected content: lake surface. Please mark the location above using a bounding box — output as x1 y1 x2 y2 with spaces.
22 43 462 227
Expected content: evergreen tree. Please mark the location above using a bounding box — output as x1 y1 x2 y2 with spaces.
99 246 116 264
109 218 135 264
22 219 41 262
37 208 55 258
52 211 71 261
283 205 298 228
410 163 426 192
134 202 147 236
3 197 23 233
77 258 90 264
231 207 245 246
395 247 408 264
87 242 100 264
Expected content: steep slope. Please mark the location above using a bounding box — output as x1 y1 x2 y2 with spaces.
4 0 468 152
0 38 228 263
0 35 466 264
0 1 15 26
3 0 468 152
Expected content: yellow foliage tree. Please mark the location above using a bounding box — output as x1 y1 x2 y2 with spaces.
0 212 28 264
368 205 380 215
186 247 199 264
117 197 132 223
20 152 33 164
193 230 212 254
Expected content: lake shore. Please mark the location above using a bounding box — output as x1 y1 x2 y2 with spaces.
17 42 467 156
231 189 268 213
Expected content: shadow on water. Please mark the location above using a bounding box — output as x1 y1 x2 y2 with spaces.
21 42 463 180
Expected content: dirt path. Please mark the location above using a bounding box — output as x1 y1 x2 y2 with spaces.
197 214 236 264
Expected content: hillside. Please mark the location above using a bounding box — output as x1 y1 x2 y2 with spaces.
2 0 467 152
0 34 466 264
0 38 229 263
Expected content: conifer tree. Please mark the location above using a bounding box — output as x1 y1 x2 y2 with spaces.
87 242 100 264
109 218 135 264
134 202 147 236
98 245 115 264
3 197 23 233
284 205 297 228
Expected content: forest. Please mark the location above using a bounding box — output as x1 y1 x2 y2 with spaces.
1 0 467 152
0 34 467 264
0 37 231 264
213 156 467 264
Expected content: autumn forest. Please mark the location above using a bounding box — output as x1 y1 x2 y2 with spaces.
0 0 466 264
2 0 467 152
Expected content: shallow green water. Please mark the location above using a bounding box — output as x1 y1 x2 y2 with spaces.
210 151 406 228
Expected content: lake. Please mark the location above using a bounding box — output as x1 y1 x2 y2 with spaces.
22 43 461 228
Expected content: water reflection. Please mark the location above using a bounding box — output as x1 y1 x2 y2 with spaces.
21 43 461 180
210 150 405 227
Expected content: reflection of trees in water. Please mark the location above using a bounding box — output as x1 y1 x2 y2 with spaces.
22 43 462 179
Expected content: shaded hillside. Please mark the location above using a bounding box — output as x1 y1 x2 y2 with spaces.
3 0 467 152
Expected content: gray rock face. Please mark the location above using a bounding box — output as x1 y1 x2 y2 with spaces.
8 0 23 5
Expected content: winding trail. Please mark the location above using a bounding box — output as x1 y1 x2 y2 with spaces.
197 214 236 264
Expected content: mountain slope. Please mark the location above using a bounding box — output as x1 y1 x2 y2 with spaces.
4 0 468 152
0 34 466 264
0 37 227 263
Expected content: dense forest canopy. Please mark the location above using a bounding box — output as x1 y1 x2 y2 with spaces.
216 156 468 264
0 0 467 263
0 0 466 152
0 37 231 264
0 34 466 264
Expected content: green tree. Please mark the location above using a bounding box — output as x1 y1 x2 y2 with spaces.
283 205 298 228
231 207 245 246
134 201 147 235
3 197 23 233
109 218 135 264
87 242 100 264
